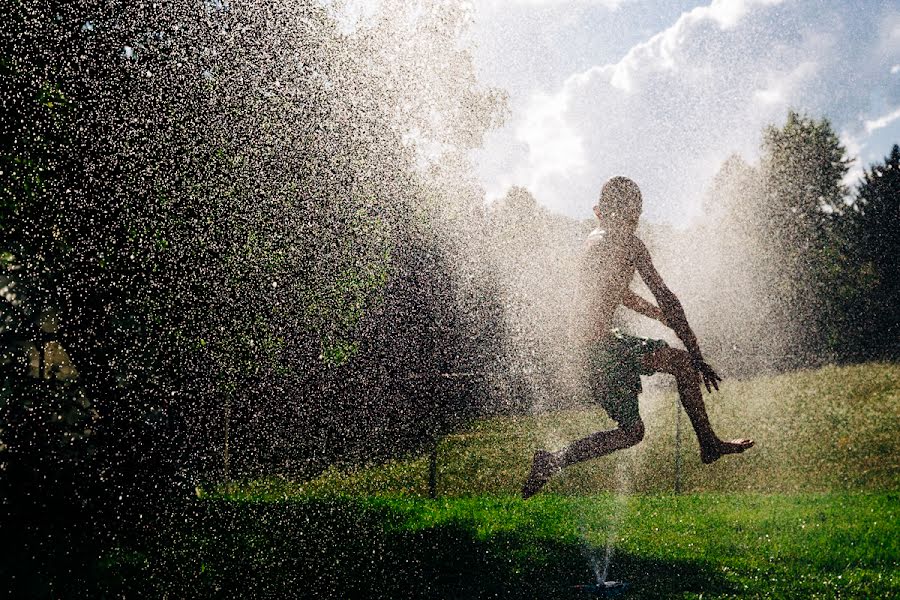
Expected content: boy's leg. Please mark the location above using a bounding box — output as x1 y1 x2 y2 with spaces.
556 420 644 468
642 347 753 463
522 337 647 499
522 421 644 499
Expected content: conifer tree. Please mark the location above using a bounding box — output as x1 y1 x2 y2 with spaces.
842 144 900 359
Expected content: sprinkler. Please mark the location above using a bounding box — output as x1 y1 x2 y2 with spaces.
575 540 628 596
574 580 629 596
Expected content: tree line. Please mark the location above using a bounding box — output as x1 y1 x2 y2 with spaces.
475 111 899 381
659 111 900 375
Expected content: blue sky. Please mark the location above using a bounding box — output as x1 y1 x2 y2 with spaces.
468 0 900 224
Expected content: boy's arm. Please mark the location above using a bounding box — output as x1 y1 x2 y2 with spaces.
632 237 721 391
622 290 668 325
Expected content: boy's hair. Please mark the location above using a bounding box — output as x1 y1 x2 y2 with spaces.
595 176 642 215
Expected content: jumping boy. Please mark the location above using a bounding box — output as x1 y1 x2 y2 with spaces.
521 176 753 499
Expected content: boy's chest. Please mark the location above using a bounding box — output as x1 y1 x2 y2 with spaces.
582 245 636 297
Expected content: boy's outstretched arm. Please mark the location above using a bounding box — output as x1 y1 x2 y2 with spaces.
622 290 668 325
632 237 721 392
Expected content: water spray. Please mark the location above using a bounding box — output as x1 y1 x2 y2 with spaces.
573 545 629 596
574 580 629 596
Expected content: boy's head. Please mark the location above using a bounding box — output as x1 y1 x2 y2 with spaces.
593 176 642 231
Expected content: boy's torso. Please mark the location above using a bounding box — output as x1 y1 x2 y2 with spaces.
578 229 638 342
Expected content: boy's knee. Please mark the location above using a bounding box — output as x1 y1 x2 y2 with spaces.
623 420 644 444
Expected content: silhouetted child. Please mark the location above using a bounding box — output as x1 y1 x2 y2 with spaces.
522 176 753 498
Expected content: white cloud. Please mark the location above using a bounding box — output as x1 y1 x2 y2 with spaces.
707 0 784 29
482 89 588 203
892 64 900 74
476 0 900 222
753 61 818 107
484 0 797 218
516 91 587 181
864 106 900 134
575 0 788 94
483 0 628 7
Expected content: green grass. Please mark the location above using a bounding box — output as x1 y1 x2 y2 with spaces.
106 363 900 598
224 362 900 497
108 493 898 598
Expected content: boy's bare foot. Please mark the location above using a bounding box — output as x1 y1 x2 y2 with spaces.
522 450 558 499
700 438 754 464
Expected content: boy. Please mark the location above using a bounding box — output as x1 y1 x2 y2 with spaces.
522 176 753 499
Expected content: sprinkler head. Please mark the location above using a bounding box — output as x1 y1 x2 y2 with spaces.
574 581 629 596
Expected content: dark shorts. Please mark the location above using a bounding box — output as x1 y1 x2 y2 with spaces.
586 329 668 427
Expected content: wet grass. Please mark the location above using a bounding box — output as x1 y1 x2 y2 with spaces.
103 363 900 598
105 493 898 599
228 362 900 497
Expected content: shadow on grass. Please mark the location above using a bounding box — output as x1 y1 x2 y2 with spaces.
104 498 733 599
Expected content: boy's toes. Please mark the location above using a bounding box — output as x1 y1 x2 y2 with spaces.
727 438 754 452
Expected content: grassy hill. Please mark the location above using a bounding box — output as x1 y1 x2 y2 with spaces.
229 362 900 498
103 364 900 598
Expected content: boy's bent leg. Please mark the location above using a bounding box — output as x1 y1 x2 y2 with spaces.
521 421 644 499
642 347 753 464
556 420 644 468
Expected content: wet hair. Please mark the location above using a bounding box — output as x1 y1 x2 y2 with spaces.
595 176 642 218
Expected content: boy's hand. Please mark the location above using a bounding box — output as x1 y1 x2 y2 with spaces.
692 359 721 392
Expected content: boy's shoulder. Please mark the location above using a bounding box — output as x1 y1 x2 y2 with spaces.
630 234 650 257
584 229 645 252
584 227 606 245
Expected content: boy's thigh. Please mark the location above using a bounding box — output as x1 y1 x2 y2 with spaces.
587 331 667 426
640 345 691 376
592 378 641 427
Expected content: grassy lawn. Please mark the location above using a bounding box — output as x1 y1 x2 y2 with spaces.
106 364 899 598
108 493 898 598
260 362 900 497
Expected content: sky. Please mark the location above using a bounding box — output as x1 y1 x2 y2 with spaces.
468 0 900 224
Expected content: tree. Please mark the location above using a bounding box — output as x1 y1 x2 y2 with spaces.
758 110 852 367
675 154 781 376
483 187 587 412
1 0 507 592
840 144 900 360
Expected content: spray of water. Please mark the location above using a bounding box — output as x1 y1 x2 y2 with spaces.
2 1 867 596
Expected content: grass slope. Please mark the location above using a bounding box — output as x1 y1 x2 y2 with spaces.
233 362 900 497
105 363 900 598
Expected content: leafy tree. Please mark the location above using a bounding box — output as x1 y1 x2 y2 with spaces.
758 110 852 367
484 187 587 412
674 113 857 374
1 0 506 593
680 154 780 376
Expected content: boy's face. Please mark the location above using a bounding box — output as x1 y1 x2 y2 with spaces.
593 204 640 233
